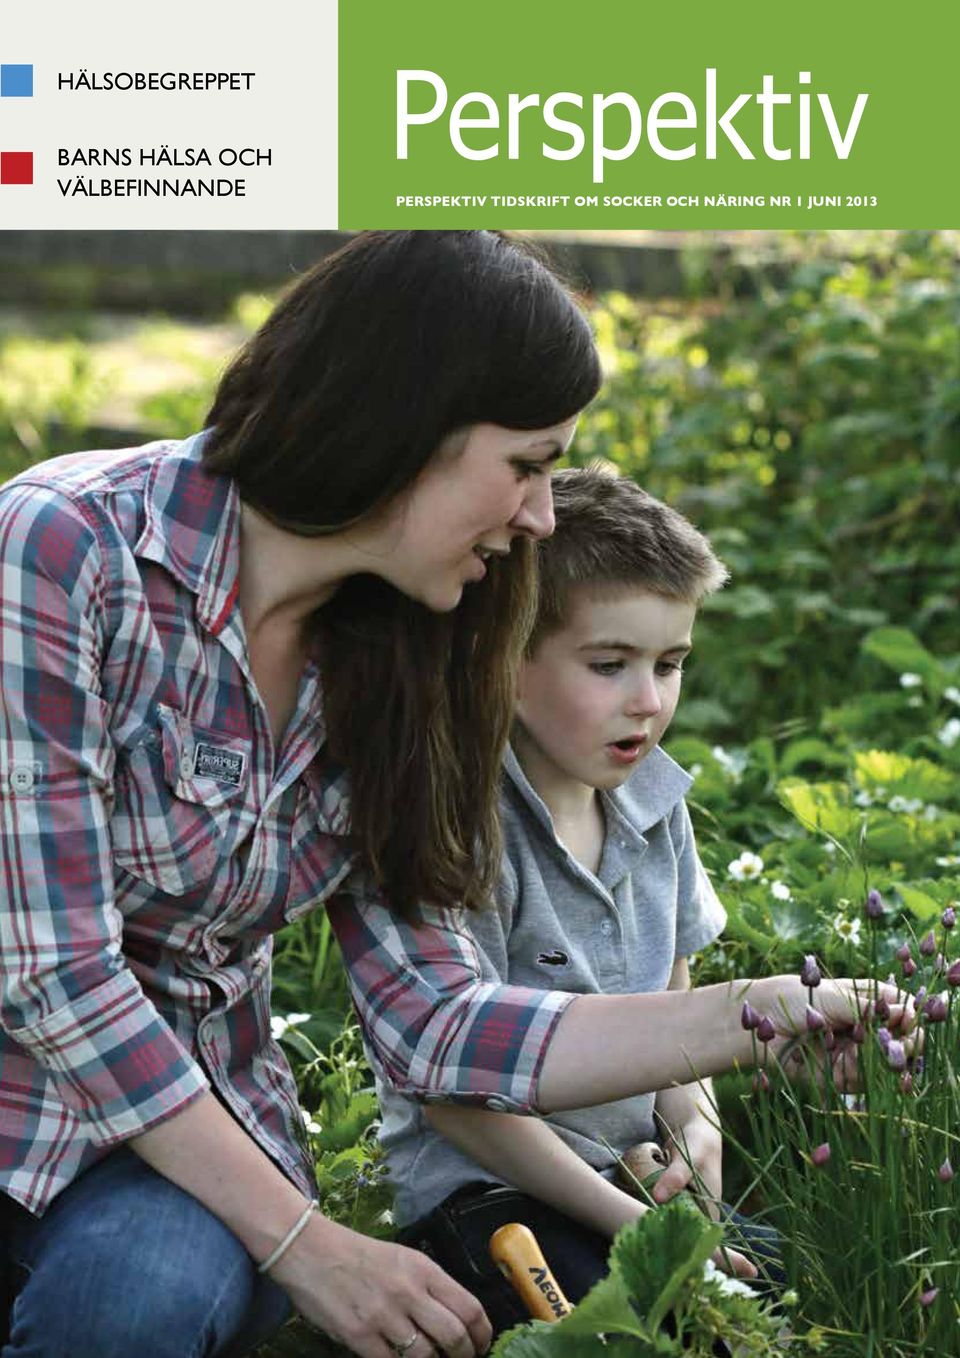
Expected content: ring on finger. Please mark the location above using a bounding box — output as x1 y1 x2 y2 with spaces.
390 1329 421 1356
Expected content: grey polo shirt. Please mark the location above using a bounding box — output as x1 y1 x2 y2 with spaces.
379 743 727 1227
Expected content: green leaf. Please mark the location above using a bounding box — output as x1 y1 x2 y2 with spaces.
777 779 858 839
853 751 954 803
769 898 820 942
780 738 850 776
861 627 944 685
894 883 943 922
893 878 960 921
612 1197 723 1333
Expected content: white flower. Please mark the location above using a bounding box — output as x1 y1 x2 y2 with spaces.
711 745 748 782
854 790 874 808
300 1107 323 1135
907 696 923 709
938 718 960 749
269 1012 312 1041
689 763 703 778
728 850 764 881
703 1258 757 1298
899 673 923 689
833 913 862 945
770 880 792 901
944 686 960 706
887 796 923 814
923 804 942 822
936 854 960 868
824 841 837 855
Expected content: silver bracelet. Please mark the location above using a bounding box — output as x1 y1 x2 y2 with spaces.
257 1200 318 1275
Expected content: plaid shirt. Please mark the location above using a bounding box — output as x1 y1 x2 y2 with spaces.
326 886 573 1115
0 433 357 1214
0 432 573 1217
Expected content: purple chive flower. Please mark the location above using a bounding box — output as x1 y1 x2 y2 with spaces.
877 1026 892 1051
741 1001 762 1031
823 1029 837 1051
875 995 891 1021
919 1287 939 1308
852 1022 866 1044
756 1014 777 1043
915 986 927 1008
805 1005 826 1032
895 943 912 963
920 930 937 957
942 906 956 930
865 889 884 920
925 995 949 1023
752 1070 770 1094
800 955 822 988
935 953 945 974
947 960 960 987
900 1071 914 1095
810 1143 831 1168
902 957 918 978
938 1158 954 1183
886 1038 907 1071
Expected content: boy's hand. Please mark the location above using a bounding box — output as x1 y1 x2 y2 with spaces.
652 1117 723 1217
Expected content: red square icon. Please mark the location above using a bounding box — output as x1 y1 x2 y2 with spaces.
1 152 33 185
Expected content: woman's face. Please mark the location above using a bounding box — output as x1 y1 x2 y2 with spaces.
369 418 579 611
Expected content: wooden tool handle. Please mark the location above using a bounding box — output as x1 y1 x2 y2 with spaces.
488 1223 572 1322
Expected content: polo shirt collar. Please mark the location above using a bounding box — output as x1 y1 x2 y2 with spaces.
502 741 692 850
134 430 240 636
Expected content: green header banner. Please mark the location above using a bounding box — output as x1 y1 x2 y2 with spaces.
339 0 958 228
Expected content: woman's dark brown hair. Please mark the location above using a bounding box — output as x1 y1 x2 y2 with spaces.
203 231 601 914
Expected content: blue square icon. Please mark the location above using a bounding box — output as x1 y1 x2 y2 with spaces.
1 65 33 98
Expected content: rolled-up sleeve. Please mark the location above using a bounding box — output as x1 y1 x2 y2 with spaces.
326 881 574 1115
0 482 209 1145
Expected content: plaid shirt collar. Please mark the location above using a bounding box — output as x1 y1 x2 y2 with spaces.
134 430 242 638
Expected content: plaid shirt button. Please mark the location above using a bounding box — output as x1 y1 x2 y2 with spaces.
9 764 36 794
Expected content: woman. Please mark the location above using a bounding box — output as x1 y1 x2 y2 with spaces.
0 231 601 1358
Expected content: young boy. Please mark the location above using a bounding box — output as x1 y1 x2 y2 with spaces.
376 468 764 1332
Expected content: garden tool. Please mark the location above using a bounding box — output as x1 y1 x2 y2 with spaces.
488 1222 573 1322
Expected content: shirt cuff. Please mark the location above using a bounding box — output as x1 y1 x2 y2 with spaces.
404 984 577 1116
9 967 210 1145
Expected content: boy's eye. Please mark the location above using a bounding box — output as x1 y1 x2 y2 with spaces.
655 660 685 677
588 660 624 676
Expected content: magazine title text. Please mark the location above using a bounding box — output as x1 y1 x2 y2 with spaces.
397 69 869 183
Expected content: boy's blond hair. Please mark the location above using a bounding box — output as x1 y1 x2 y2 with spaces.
531 466 728 651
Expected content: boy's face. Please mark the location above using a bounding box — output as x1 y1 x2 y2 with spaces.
514 587 695 794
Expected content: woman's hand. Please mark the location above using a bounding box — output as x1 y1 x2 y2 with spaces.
271 1215 491 1358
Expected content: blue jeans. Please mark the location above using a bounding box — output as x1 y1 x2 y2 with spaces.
0 1148 292 1358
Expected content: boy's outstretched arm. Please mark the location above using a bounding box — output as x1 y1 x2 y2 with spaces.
651 958 723 1214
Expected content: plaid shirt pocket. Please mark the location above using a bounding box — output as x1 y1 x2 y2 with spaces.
111 704 250 896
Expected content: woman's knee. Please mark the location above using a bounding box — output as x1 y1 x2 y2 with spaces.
4 1152 291 1357
7 1226 289 1358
